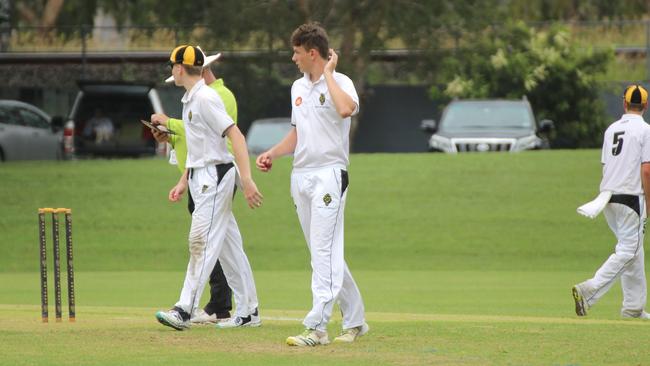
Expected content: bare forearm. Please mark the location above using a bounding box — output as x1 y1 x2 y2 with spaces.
324 71 356 118
268 128 297 159
230 129 253 181
642 164 650 215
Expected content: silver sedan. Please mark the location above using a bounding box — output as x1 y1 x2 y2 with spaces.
0 100 63 161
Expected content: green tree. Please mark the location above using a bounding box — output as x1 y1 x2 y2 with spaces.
432 21 613 148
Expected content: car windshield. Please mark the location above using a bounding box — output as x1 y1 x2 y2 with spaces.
441 102 534 131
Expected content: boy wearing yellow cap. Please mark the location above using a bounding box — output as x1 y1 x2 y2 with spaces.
153 45 262 330
151 56 238 325
573 84 650 320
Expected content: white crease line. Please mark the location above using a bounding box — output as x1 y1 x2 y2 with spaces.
261 316 303 321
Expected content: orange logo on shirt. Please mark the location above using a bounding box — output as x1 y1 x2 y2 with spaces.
295 97 302 106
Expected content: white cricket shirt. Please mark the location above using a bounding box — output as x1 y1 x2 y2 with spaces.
182 79 235 168
291 71 359 169
600 113 650 195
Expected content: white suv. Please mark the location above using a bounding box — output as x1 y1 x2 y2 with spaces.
421 99 553 153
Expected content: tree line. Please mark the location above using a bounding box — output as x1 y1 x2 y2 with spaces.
6 0 650 147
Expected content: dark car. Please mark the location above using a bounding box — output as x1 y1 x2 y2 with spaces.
0 100 64 161
63 82 165 158
421 98 554 153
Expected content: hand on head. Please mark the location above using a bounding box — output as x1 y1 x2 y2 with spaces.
324 48 338 74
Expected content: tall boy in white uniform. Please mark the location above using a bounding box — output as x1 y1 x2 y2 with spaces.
256 23 368 346
573 84 650 319
154 45 263 330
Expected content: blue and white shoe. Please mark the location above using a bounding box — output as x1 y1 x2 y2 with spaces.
156 309 190 330
215 308 261 328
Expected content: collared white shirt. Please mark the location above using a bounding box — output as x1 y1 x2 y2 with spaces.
182 79 235 168
290 71 359 169
600 113 650 195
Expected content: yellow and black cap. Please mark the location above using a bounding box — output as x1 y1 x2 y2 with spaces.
169 45 205 67
623 84 648 105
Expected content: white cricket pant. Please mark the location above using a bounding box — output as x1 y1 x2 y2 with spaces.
580 196 647 315
291 166 365 332
175 164 258 318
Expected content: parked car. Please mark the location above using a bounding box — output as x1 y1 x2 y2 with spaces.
63 81 165 158
245 117 293 155
421 98 554 153
0 100 64 161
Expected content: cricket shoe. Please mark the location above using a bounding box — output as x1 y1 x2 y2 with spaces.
215 308 261 328
572 285 588 316
621 310 650 319
286 329 330 347
333 322 370 343
155 309 190 330
191 309 217 324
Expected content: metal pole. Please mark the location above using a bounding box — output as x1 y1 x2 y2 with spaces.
81 24 88 80
646 20 650 81
0 0 9 52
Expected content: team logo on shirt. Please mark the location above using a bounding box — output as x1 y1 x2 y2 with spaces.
189 110 193 122
295 97 302 106
323 193 332 206
319 93 326 105
202 185 208 193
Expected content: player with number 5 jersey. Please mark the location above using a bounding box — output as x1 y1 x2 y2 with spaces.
573 84 650 320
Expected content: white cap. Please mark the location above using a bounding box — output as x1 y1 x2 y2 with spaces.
164 51 222 83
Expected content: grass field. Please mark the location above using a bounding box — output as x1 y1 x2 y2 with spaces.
1 151 649 365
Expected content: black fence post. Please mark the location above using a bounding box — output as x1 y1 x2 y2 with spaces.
646 20 650 81
0 0 9 52
81 24 88 80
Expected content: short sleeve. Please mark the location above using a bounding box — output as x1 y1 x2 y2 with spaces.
290 83 297 126
200 96 234 137
337 74 360 116
642 127 650 163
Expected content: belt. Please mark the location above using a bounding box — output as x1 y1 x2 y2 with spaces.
189 163 235 185
609 194 640 216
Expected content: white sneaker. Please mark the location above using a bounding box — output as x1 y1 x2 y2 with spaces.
334 322 370 343
286 329 330 347
191 309 218 324
215 309 261 329
155 309 190 331
621 310 650 319
572 285 588 316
